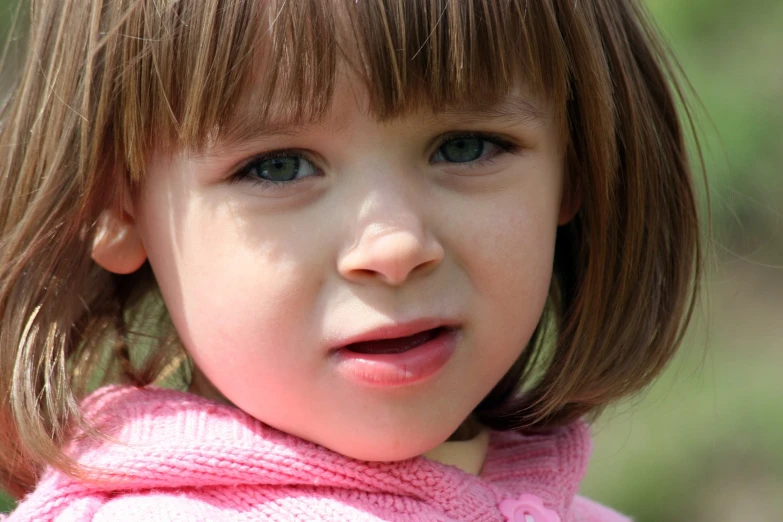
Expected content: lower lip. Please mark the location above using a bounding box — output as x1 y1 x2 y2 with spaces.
332 329 458 388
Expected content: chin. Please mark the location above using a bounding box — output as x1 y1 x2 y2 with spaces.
334 445 430 463
321 428 452 463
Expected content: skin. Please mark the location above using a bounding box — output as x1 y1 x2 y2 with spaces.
94 74 571 468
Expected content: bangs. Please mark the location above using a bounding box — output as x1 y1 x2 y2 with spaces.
113 0 570 176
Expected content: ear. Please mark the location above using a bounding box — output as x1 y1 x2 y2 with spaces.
91 207 147 274
558 175 581 226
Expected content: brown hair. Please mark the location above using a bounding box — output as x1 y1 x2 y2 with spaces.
0 0 701 496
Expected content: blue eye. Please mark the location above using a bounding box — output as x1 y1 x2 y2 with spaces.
431 134 515 164
435 137 486 163
236 152 318 184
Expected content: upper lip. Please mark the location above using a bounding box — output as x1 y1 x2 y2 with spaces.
330 318 460 350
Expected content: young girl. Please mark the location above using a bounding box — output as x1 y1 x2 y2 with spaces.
0 0 701 520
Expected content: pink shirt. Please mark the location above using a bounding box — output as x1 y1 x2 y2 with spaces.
5 386 629 521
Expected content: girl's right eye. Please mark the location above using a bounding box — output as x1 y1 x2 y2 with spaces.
231 151 319 186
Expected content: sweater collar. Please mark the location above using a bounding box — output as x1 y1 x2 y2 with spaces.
61 386 590 517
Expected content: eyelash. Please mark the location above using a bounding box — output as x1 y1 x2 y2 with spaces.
228 132 521 190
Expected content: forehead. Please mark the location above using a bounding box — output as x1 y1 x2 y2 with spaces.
214 68 551 148
118 0 571 172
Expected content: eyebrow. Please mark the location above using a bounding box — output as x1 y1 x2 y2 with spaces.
214 95 547 149
422 97 546 127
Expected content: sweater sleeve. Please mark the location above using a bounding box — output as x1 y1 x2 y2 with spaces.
571 496 632 522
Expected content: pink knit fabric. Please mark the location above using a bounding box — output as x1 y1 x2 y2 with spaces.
5 386 630 521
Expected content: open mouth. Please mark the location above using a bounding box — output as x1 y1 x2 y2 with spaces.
333 324 459 386
343 327 447 355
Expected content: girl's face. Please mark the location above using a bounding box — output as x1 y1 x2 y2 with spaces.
132 75 569 461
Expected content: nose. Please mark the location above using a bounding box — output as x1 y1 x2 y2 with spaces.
337 196 444 286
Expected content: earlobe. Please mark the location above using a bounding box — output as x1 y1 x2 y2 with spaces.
91 208 147 274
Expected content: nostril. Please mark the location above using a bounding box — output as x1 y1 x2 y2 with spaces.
352 268 378 279
336 224 444 285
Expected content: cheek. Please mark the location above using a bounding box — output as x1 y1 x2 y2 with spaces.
447 187 559 371
162 221 326 397
183 231 315 339
457 189 559 297
137 189 324 360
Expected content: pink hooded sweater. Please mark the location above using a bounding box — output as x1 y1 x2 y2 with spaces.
4 386 629 521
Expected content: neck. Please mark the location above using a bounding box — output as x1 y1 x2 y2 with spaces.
423 427 489 475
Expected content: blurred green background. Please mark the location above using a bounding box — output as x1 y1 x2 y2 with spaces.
1 0 781 520
580 1 783 521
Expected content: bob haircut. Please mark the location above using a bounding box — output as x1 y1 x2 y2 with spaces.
0 0 701 496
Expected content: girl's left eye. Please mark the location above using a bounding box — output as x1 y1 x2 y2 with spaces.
431 134 517 165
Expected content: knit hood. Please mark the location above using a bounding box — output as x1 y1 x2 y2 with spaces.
9 386 607 521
